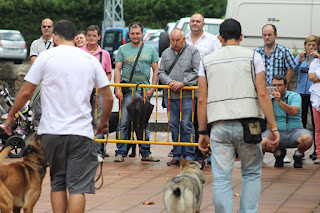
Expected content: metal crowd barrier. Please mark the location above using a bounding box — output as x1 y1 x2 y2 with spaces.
95 83 199 147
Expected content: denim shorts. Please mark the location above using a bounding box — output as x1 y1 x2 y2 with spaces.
41 134 98 194
262 128 312 149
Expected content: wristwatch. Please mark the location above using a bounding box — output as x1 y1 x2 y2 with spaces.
198 129 208 135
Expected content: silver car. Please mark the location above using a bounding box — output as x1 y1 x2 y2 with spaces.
0 30 27 64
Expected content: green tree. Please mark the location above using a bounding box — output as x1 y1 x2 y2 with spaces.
0 0 104 51
0 0 227 51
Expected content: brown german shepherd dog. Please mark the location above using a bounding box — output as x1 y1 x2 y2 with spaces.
0 134 47 213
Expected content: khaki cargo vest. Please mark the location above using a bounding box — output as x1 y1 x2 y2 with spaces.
203 45 264 123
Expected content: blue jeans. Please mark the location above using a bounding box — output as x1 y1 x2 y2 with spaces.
164 98 195 161
210 120 263 213
91 91 105 156
115 92 151 157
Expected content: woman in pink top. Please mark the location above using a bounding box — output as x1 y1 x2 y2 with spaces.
74 31 87 48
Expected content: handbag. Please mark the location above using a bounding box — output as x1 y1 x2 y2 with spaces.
120 43 144 96
161 44 188 108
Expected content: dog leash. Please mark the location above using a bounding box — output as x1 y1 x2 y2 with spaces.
95 162 104 189
95 132 108 189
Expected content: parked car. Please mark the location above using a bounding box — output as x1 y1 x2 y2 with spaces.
158 18 224 56
102 27 130 67
0 30 27 64
166 22 176 35
143 29 164 54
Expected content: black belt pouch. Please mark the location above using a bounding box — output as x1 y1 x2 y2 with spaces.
239 118 262 144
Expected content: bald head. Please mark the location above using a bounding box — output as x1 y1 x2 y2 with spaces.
191 13 204 23
262 24 277 47
41 18 54 40
190 13 205 34
170 28 185 52
170 28 184 38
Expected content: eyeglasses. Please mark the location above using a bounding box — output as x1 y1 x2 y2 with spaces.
272 84 285 87
42 25 52 28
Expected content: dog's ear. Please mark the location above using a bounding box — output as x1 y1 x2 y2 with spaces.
180 156 188 169
23 145 37 156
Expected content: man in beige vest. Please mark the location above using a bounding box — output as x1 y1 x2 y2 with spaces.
197 19 280 212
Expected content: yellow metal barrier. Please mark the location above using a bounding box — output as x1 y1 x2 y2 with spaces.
95 83 200 147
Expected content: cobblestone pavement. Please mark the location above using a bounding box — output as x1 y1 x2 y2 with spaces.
2 132 320 213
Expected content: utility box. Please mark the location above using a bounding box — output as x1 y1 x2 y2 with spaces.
225 0 320 52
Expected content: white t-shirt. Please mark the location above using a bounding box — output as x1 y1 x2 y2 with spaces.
29 36 54 58
198 51 264 76
25 45 110 139
185 31 221 58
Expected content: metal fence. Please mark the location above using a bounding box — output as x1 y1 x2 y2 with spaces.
95 82 199 146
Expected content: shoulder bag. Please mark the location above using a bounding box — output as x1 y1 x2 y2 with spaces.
161 44 188 108
120 43 144 95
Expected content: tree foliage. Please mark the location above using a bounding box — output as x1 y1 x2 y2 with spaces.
0 0 104 51
124 0 227 28
0 0 227 50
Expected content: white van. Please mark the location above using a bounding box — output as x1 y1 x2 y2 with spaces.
225 0 320 52
159 17 223 56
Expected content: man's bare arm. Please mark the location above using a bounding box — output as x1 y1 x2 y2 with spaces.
30 56 37 65
147 62 159 97
255 72 280 145
96 85 113 135
285 68 294 88
197 76 210 153
114 62 123 100
4 81 37 135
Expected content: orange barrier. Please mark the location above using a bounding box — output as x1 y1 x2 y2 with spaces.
94 83 200 147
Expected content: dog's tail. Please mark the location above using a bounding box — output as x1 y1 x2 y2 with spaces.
0 146 10 164
171 176 182 197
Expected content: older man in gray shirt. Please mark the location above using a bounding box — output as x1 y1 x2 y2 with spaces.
158 28 200 166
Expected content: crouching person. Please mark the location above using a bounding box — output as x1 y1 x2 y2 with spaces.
261 75 313 168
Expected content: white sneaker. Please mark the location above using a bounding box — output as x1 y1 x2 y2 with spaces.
283 155 291 163
97 155 104 163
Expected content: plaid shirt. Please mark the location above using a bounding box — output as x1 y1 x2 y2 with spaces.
254 44 296 86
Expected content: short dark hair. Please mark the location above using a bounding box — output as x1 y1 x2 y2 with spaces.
53 20 75 41
272 75 287 86
128 22 144 32
219 18 241 42
76 30 86 36
262 24 277 35
86 25 100 35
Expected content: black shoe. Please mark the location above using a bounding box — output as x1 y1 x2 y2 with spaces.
293 153 303 168
129 146 136 157
167 159 180 166
274 149 286 168
309 151 317 161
